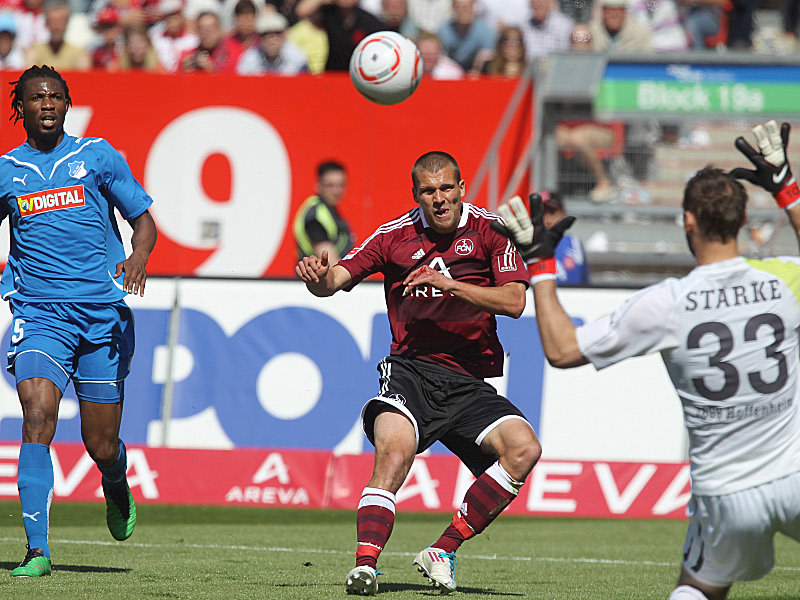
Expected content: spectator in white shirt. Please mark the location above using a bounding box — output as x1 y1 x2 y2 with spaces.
149 0 199 72
11 0 49 52
407 0 451 33
475 0 530 29
417 30 464 79
520 0 573 60
237 11 309 74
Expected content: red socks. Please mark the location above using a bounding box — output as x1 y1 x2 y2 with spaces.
433 461 523 553
355 487 396 569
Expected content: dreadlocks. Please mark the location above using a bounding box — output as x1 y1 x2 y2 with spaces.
8 65 72 124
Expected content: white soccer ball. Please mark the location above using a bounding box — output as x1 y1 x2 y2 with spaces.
349 31 423 106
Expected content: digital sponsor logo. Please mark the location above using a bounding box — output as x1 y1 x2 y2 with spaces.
17 185 86 217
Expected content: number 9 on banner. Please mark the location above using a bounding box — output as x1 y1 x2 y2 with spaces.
349 31 423 106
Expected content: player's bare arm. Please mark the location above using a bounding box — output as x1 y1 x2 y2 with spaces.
403 265 526 318
530 278 589 368
786 196 800 245
490 193 587 365
116 210 157 297
296 250 353 297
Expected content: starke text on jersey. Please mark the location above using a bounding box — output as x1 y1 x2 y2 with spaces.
684 279 782 311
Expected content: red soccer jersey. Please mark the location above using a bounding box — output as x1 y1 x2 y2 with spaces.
338 202 528 379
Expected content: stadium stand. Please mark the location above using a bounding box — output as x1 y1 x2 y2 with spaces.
0 0 796 287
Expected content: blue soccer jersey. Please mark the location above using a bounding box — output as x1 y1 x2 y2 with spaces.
554 233 589 286
0 134 153 302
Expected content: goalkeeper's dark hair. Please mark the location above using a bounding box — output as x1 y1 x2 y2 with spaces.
412 151 461 189
8 65 72 124
683 166 747 243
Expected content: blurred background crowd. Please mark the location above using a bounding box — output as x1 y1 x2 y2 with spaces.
0 0 797 76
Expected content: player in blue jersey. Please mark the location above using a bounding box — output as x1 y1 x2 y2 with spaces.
0 65 157 577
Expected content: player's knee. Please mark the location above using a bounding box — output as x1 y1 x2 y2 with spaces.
519 438 542 473
502 438 541 480
669 585 710 600
21 404 57 431
20 404 58 443
376 446 413 473
371 445 414 490
84 437 119 466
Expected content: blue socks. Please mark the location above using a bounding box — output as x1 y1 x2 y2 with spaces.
17 443 54 557
18 440 128 558
98 439 128 488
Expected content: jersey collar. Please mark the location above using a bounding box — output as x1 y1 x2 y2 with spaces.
418 201 471 230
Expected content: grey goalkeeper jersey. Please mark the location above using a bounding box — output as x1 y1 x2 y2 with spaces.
576 256 800 496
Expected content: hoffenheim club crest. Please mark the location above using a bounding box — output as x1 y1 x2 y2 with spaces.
68 161 88 179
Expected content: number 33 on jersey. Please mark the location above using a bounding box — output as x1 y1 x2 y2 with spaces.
576 255 800 496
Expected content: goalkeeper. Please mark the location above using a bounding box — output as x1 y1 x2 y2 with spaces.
492 120 800 600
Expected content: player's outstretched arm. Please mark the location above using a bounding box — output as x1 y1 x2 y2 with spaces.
296 250 353 297
731 120 800 245
492 194 588 368
116 210 157 297
531 278 588 368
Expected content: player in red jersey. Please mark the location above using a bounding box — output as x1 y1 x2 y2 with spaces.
296 151 542 596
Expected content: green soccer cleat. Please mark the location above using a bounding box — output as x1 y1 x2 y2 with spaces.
104 481 136 541
11 546 51 577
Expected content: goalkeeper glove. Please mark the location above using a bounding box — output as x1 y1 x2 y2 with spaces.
731 120 800 209
491 193 576 282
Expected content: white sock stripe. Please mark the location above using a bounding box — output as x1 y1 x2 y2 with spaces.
486 461 523 495
358 495 396 513
357 541 383 551
362 487 396 502
359 487 396 513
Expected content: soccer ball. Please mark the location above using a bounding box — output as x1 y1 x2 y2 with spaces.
349 31 423 106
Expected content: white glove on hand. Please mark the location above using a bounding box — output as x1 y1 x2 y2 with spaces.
752 120 786 168
496 196 534 251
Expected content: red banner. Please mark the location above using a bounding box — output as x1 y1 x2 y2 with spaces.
0 72 531 278
0 444 690 519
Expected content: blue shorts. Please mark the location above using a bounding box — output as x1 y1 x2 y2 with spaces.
6 301 135 403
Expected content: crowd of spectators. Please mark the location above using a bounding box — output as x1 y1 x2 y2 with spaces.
0 0 795 76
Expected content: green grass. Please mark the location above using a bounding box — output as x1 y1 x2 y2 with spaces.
0 501 797 599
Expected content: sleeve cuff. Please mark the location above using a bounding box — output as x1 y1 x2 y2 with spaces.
775 179 800 209
528 258 557 284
